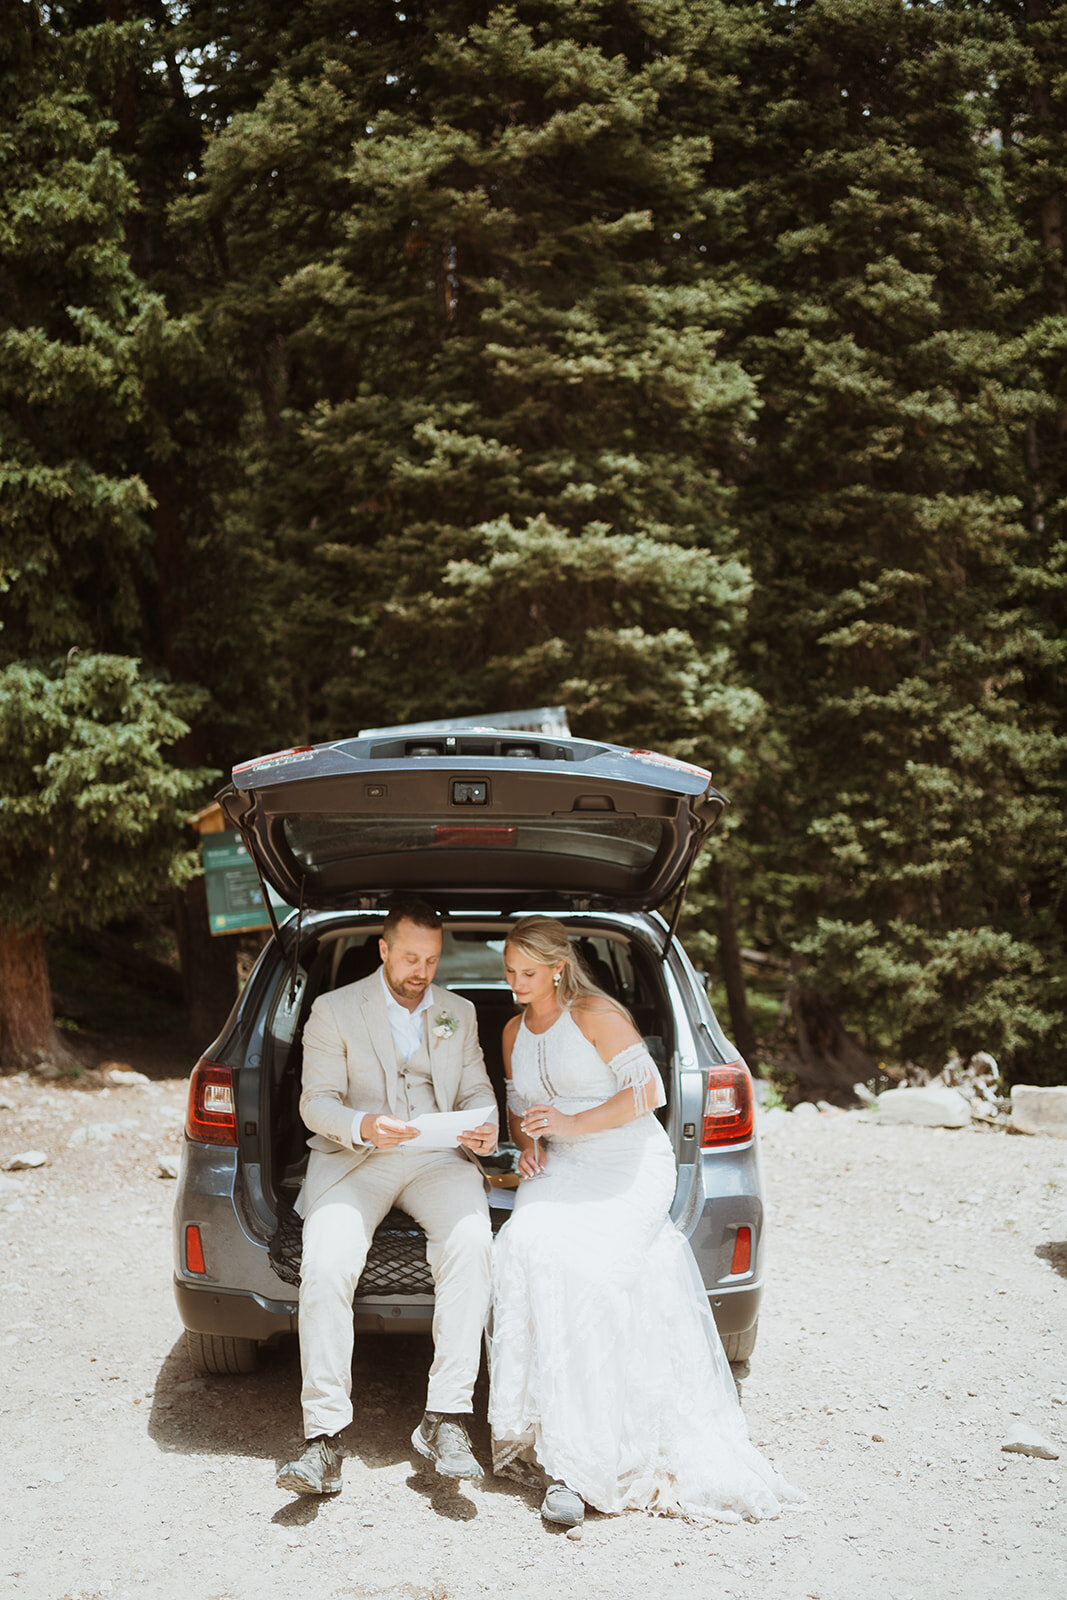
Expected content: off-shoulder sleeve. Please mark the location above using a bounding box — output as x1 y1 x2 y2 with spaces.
607 1041 666 1117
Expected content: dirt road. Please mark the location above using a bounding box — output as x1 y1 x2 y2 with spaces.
1 1067 1063 1600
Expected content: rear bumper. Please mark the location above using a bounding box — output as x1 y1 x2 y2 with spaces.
174 1279 296 1341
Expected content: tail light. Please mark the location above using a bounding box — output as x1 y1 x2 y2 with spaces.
185 1058 238 1146
701 1063 754 1147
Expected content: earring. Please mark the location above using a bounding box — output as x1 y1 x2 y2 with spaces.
553 972 561 988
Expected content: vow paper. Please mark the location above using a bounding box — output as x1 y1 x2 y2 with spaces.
403 1104 496 1150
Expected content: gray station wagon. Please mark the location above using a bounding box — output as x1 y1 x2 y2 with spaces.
173 728 764 1376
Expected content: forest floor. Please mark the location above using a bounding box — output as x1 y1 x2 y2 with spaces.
0 1050 1063 1600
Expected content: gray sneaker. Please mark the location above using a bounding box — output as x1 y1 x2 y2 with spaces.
541 1480 584 1527
276 1434 343 1495
411 1412 484 1480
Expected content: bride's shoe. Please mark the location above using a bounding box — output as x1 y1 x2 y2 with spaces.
541 1480 584 1527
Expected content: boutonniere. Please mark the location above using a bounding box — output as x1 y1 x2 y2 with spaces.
431 1011 458 1046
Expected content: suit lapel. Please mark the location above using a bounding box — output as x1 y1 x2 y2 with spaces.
426 984 453 1109
362 978 399 1112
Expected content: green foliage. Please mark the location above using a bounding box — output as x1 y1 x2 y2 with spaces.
0 655 213 931
173 0 761 755
693 0 1067 1080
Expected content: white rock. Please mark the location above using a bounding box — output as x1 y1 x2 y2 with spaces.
875 1086 971 1128
758 1107 791 1136
1001 1425 1059 1460
853 1082 879 1107
1010 1085 1067 1140
4 1150 48 1170
67 1122 123 1147
792 1101 821 1122
106 1067 150 1087
157 1157 179 1179
0 1096 15 1111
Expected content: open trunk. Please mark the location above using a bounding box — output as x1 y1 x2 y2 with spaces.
252 916 677 1295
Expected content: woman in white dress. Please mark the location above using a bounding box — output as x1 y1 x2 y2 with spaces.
487 917 801 1529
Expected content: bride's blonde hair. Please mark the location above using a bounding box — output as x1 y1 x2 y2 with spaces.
505 916 625 1014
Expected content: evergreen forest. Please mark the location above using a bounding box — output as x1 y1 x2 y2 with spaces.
1 0 1064 1093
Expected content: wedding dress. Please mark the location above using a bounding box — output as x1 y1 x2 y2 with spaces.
488 1009 801 1521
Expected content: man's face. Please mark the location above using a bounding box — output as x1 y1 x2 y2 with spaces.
379 919 442 1010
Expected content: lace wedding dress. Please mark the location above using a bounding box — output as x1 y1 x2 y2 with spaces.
488 1009 801 1521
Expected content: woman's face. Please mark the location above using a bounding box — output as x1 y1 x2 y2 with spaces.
503 945 563 1007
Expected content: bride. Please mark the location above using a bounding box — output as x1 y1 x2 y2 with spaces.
487 916 801 1528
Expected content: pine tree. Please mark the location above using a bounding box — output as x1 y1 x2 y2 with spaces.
173 0 762 761
705 0 1066 1087
0 9 210 1066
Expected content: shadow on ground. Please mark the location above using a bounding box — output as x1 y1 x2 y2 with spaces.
1035 1241 1067 1279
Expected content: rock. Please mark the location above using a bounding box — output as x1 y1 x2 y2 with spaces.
1010 1085 1067 1140
157 1157 179 1179
105 1066 151 1087
0 1096 15 1111
875 1086 971 1128
791 1101 821 1122
565 1525 583 1540
758 1107 791 1136
853 1082 879 1107
4 1150 48 1170
1001 1425 1059 1460
33 1062 62 1081
67 1122 123 1147
816 1100 844 1115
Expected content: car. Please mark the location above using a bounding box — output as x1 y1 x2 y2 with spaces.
172 727 764 1377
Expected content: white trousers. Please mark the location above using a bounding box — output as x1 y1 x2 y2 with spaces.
298 1149 492 1439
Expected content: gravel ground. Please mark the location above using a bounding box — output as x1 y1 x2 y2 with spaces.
0 1067 1063 1600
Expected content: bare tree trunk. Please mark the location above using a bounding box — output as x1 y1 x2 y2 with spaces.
172 878 238 1047
788 986 877 1099
0 923 75 1072
710 860 760 1070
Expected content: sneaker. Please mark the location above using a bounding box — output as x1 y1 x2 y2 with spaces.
276 1434 343 1495
541 1480 584 1527
411 1412 484 1480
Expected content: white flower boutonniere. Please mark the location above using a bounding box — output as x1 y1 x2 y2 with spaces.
431 1011 458 1046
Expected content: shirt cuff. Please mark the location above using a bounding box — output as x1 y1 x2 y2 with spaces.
351 1111 372 1146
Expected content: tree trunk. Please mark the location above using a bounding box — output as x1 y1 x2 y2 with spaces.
173 877 238 1046
710 860 760 1070
787 986 877 1100
0 923 75 1072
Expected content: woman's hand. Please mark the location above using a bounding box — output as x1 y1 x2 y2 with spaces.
517 1142 547 1180
520 1103 573 1141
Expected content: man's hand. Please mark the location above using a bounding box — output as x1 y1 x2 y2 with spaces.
361 1113 419 1148
457 1121 497 1156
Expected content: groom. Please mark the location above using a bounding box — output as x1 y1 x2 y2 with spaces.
276 896 498 1496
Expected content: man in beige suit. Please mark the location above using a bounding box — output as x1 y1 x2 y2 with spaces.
276 897 497 1497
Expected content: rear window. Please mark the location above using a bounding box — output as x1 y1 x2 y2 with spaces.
283 814 667 898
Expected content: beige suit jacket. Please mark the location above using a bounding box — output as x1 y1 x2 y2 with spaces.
295 970 496 1217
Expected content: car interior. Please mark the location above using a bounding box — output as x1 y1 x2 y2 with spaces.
261 919 676 1220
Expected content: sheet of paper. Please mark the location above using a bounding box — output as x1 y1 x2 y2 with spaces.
403 1104 496 1150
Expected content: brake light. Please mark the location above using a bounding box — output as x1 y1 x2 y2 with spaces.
185 1059 238 1146
232 745 313 774
701 1063 754 1147
433 826 516 846
185 1225 207 1275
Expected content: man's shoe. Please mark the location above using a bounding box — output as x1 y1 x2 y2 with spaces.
541 1480 585 1527
411 1412 484 1480
276 1434 343 1495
